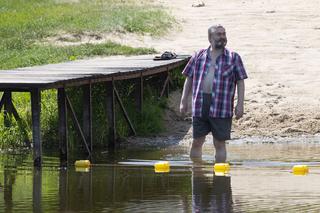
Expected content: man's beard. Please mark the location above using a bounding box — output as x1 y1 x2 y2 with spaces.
214 39 227 49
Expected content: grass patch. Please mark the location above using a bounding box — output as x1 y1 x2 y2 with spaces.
0 0 180 150
0 0 175 39
0 0 176 69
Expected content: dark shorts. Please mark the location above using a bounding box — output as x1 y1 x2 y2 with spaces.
192 93 232 141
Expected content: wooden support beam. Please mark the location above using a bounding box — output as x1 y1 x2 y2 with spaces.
0 88 30 92
106 80 116 148
160 72 170 98
0 91 31 147
31 88 42 167
114 86 136 136
66 95 91 156
134 73 143 113
10 101 31 148
58 88 68 167
166 71 170 97
3 91 12 127
134 78 141 112
0 92 5 111
140 73 144 112
83 84 92 155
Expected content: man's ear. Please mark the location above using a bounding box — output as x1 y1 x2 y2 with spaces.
208 34 213 43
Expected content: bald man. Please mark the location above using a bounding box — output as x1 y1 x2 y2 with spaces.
180 25 248 162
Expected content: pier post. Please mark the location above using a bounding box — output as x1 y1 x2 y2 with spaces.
83 84 92 155
3 91 12 127
31 88 42 167
106 80 116 148
58 88 68 167
134 73 143 113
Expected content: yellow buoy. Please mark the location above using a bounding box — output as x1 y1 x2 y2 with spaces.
292 165 309 175
154 161 170 173
214 163 230 176
75 160 91 168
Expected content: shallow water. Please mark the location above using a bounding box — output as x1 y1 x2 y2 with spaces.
1 141 320 212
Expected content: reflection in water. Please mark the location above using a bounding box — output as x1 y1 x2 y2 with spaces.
59 169 68 212
59 168 94 212
1 141 320 212
192 163 233 212
4 166 15 213
53 166 194 212
33 168 42 213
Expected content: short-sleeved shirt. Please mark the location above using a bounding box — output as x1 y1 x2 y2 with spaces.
182 47 248 118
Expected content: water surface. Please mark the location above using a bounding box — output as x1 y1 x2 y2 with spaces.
1 141 320 212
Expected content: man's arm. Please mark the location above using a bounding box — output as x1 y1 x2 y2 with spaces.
235 79 245 119
180 76 192 115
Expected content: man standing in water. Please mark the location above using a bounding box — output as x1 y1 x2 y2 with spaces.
180 25 248 162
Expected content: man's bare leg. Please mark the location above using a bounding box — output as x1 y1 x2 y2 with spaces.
213 139 226 163
190 136 206 160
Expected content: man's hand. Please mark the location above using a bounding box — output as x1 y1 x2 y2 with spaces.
235 104 244 120
180 76 192 116
180 100 188 116
235 80 245 120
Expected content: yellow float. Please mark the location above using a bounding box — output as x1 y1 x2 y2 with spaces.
74 160 91 168
154 161 170 173
292 165 309 175
214 163 230 176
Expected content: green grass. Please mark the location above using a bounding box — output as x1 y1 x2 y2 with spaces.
0 0 179 150
0 0 176 69
0 0 175 40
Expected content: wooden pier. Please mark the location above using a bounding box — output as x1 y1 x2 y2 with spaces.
0 55 189 167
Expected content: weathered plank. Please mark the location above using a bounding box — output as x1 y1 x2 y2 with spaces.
0 55 189 89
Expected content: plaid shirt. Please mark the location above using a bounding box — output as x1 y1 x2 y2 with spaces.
182 47 248 118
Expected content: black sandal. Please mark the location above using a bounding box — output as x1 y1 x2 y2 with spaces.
153 51 177 60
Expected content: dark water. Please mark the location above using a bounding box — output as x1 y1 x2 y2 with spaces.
1 141 320 212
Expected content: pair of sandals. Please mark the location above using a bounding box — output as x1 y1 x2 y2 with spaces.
153 51 177 60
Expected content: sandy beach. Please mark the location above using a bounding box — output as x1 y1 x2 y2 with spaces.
118 0 320 144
